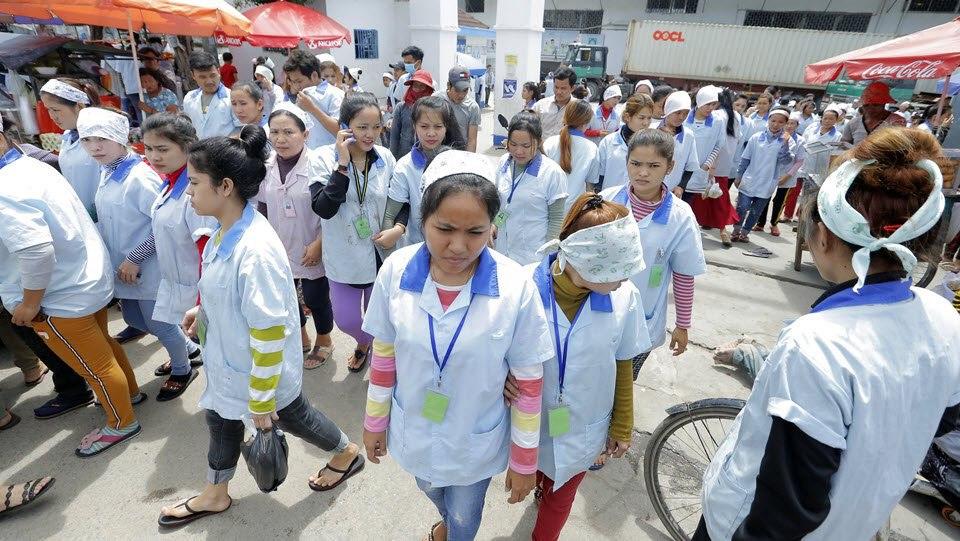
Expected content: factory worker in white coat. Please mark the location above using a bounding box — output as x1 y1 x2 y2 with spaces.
697 130 960 541
595 93 654 193
254 64 287 124
657 91 699 194
183 51 238 139
683 86 725 198
39 78 102 220
543 100 600 213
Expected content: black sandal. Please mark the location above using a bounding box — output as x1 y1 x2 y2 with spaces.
428 520 445 541
157 496 232 528
0 411 20 431
156 369 199 402
308 454 365 492
347 347 370 374
0 477 55 516
154 350 203 376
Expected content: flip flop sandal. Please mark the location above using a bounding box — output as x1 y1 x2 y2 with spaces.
158 496 232 528
348 348 370 374
95 392 148 408
308 454 365 492
0 477 55 517
770 227 781 237
75 424 142 458
304 345 334 371
154 355 204 377
156 370 200 402
24 368 50 387
428 520 444 541
0 412 21 431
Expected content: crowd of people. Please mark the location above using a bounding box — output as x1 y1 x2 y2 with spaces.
1 38 960 541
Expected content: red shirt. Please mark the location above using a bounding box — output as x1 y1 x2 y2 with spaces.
219 63 237 89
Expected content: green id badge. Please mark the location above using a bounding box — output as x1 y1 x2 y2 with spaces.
422 389 450 423
648 264 664 288
493 210 509 228
548 406 571 437
353 215 373 239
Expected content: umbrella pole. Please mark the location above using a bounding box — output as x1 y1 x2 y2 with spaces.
936 74 949 139
127 12 145 103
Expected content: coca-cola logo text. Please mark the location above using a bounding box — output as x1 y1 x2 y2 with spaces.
860 60 943 79
652 30 685 43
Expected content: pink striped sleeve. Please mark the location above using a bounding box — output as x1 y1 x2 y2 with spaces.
509 365 543 474
364 340 396 432
672 272 695 329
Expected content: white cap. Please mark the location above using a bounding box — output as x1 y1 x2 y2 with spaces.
769 106 791 120
382 72 395 81
634 79 653 93
788 111 802 121
663 90 692 117
270 102 315 131
787 99 797 108
602 85 622 102
315 53 336 65
695 85 720 108
344 66 362 81
421 150 495 192
824 103 844 117
254 65 274 82
77 107 129 146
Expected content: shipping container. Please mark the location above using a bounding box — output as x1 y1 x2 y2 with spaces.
623 20 894 89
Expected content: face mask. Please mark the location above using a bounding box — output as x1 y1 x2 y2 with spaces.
404 63 416 74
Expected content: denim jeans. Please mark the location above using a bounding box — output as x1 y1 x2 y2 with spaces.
734 194 771 236
205 394 349 485
415 477 492 540
120 298 193 376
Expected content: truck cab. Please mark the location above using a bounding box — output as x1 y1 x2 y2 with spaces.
540 43 609 100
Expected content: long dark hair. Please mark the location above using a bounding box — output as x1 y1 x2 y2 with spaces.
718 88 737 138
188 125 269 201
411 96 465 150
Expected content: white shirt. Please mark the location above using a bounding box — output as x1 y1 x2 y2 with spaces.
494 153 568 265
543 132 600 213
361 243 553 487
602 186 706 348
685 111 726 193
103 59 140 95
528 255 650 488
257 149 326 280
703 283 960 541
302 82 344 150
713 111 742 179
183 83 238 139
775 133 804 189
533 96 578 140
597 129 630 193
150 167 216 324
312 144 396 284
0 151 113 317
57 130 101 219
730 112 766 179
95 156 164 300
588 104 621 144
664 125 699 191
198 203 304 420
738 130 791 199
797 112 819 136
387 146 429 246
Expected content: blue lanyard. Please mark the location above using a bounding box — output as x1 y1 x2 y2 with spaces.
548 284 586 397
507 162 530 204
427 293 474 384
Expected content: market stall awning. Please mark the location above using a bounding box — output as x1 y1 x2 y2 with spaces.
805 17 960 84
216 0 349 49
0 34 130 71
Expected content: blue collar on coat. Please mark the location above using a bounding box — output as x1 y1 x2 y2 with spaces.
613 184 673 225
168 166 190 200
62 130 79 144
686 110 714 127
410 144 427 169
759 128 784 144
569 128 586 138
399 244 500 297
810 273 913 313
106 154 143 183
333 147 385 169
533 254 612 313
501 152 543 177
0 147 22 170
674 125 685 144
213 202 256 259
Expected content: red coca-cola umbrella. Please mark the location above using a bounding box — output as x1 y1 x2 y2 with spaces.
216 0 350 49
805 18 960 85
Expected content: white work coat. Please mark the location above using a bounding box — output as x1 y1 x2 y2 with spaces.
738 130 794 199
731 112 767 179
602 185 706 348
0 150 113 317
257 149 326 280
197 203 303 420
58 130 101 220
798 123 841 182
775 133 804 189
150 167 216 324
664 125 699 191
713 110 742 180
529 255 650 488
262 83 287 124
703 282 960 541
361 243 553 487
95 155 164 300
597 129 630 192
685 111 725 193
588 105 621 145
494 153 568 265
183 83 238 139
387 145 429 246
312 144 395 285
302 82 344 150
543 131 600 213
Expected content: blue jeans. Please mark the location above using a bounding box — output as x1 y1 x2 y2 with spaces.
415 477 492 540
119 298 193 376
734 194 771 236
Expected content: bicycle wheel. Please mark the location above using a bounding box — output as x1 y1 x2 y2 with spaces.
644 398 745 541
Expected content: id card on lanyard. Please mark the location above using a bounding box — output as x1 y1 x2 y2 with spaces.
494 162 529 227
422 294 474 423
548 284 586 437
351 157 373 239
648 247 666 288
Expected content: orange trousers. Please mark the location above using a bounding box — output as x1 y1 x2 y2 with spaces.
31 307 139 428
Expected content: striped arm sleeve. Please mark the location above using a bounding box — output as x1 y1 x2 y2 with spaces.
364 339 396 432
954 288 960 314
509 363 544 474
672 272 695 329
126 232 157 265
248 325 286 414
703 146 721 169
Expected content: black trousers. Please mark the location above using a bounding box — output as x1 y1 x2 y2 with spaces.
297 277 334 336
755 187 791 229
9 317 91 400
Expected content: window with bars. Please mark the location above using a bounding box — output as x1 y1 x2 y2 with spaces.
353 29 378 60
464 0 484 13
743 10 871 33
906 0 959 12
543 10 604 31
646 0 699 14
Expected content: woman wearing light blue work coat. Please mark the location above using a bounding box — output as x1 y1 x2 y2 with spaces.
595 93 654 192
683 86 725 197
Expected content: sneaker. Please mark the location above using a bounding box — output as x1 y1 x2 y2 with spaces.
34 393 95 420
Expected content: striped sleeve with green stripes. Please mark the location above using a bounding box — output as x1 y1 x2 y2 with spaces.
248 325 286 414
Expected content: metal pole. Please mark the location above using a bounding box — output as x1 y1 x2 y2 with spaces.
126 11 144 102
936 73 949 140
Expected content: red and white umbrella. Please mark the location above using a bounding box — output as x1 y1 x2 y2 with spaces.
216 0 350 49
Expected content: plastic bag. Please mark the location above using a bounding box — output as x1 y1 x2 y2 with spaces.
705 182 723 199
241 428 289 493
919 443 960 509
934 271 960 303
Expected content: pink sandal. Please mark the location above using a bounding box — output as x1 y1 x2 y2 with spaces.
75 424 142 458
